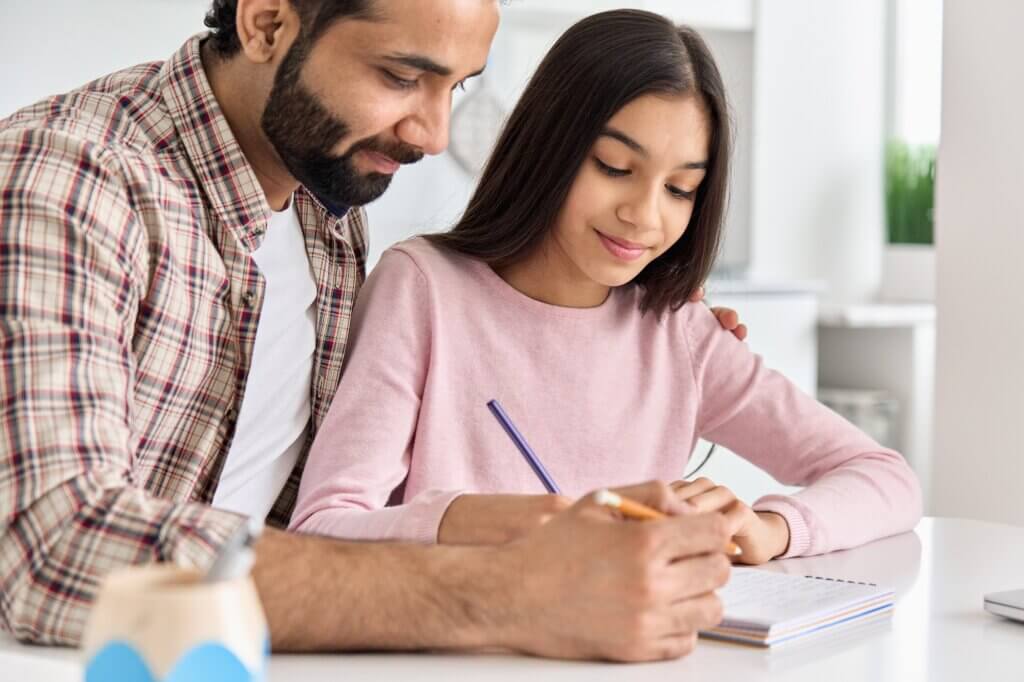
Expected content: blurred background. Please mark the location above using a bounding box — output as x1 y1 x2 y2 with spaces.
3 0 1020 526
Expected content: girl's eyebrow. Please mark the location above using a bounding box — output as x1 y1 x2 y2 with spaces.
600 126 708 170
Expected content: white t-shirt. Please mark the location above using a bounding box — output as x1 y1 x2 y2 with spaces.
212 199 317 519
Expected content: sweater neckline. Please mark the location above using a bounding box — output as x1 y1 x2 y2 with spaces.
467 255 625 321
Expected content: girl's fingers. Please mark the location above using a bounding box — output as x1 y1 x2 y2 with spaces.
672 477 716 500
683 485 738 513
719 500 753 536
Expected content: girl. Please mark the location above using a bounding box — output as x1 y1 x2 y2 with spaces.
289 10 921 563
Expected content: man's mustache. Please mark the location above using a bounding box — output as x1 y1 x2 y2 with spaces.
348 137 424 166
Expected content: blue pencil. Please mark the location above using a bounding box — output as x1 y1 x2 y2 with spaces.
486 399 561 494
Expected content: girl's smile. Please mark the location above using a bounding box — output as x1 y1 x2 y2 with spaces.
595 229 651 262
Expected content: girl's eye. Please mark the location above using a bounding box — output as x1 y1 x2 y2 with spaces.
667 184 696 201
452 79 468 92
383 70 417 90
595 157 629 177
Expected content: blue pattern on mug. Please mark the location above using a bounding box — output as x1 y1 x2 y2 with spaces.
85 639 265 682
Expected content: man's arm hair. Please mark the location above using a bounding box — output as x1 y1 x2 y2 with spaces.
252 528 514 652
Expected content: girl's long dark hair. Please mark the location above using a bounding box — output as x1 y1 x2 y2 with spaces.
427 9 731 315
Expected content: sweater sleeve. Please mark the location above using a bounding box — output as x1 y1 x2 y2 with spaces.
682 303 922 557
288 249 465 543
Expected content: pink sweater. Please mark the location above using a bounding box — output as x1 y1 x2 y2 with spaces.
290 238 921 557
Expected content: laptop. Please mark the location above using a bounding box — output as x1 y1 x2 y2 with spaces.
984 589 1024 622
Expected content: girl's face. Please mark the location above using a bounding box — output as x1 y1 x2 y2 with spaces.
530 94 711 307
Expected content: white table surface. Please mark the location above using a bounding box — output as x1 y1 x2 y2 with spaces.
3 517 1023 681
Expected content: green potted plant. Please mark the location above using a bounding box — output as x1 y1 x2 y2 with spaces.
881 139 936 301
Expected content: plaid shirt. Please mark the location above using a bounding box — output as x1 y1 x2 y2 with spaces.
0 36 367 645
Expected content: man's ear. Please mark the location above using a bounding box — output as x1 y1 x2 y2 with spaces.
235 0 301 64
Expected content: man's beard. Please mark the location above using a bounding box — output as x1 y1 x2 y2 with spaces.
260 36 423 208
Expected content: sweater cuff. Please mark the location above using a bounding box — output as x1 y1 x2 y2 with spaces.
752 495 811 558
404 489 469 544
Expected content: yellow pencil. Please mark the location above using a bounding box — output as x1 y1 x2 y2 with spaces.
594 489 743 558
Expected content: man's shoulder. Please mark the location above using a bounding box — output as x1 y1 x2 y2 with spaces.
0 60 177 173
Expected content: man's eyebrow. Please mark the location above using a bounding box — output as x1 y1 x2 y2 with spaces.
383 53 487 80
384 53 452 76
599 126 708 170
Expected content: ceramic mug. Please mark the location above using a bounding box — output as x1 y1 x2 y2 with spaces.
82 564 268 682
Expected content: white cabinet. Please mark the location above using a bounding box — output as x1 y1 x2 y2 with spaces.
817 303 936 509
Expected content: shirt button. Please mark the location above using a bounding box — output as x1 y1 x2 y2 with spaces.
253 225 266 237
241 291 256 308
225 407 239 423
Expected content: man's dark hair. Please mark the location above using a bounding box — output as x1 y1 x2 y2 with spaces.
204 0 376 57
427 9 732 316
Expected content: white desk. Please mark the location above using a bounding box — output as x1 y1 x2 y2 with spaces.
3 517 1023 681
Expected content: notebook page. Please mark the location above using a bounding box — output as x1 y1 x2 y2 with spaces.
718 568 894 631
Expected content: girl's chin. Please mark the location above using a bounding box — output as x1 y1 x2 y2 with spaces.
590 268 644 289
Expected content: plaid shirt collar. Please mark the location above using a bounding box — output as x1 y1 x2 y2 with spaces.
160 36 273 247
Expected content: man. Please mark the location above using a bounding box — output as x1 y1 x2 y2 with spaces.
0 0 746 662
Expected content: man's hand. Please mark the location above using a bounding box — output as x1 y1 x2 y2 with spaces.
671 478 790 565
689 286 748 341
438 494 573 545
252 483 731 661
498 481 732 662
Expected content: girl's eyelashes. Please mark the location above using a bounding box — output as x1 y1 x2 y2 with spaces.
596 156 697 201
667 184 696 201
594 156 629 177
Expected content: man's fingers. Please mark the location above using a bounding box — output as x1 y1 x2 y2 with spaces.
603 480 693 517
650 512 733 561
647 631 700 662
660 551 732 600
664 592 726 633
709 306 739 330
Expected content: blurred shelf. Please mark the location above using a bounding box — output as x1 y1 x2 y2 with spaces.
503 0 755 32
707 278 823 296
818 302 936 328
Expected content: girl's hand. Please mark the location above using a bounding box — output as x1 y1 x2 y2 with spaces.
438 493 574 545
670 478 790 565
689 286 748 341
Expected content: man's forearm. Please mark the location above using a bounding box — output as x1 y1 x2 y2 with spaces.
252 527 521 652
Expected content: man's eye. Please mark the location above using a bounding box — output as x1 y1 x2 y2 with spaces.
383 70 417 90
452 79 468 92
594 157 629 177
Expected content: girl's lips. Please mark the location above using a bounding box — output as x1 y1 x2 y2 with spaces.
596 230 649 262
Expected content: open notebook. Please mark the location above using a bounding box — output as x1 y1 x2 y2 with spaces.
701 568 895 647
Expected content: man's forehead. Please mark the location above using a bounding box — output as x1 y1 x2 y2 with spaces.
330 0 498 74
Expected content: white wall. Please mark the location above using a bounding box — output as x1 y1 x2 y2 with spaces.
749 0 887 303
932 0 1024 525
1 1 209 118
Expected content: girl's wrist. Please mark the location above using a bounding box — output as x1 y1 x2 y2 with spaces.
756 511 791 559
